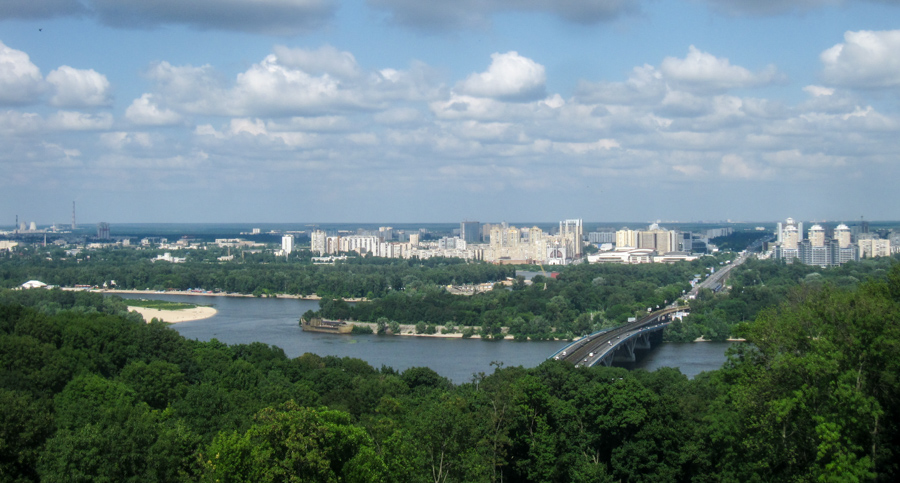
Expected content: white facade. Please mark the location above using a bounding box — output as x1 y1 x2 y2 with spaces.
311 230 327 255
281 234 294 255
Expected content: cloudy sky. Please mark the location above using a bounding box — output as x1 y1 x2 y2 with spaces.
2 0 899 225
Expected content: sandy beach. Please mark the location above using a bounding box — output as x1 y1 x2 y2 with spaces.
128 305 218 323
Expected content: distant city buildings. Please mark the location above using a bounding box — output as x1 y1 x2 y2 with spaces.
309 218 584 265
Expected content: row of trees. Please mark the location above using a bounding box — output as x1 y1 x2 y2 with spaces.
3 266 900 481
0 247 513 299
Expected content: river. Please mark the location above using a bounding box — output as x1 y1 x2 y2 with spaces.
114 293 733 384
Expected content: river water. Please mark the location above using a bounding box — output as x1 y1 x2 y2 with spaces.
115 293 733 384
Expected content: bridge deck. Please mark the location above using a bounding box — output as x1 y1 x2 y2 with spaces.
554 307 684 367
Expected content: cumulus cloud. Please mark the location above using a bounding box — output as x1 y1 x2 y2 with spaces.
46 66 112 107
125 94 182 125
0 41 45 105
145 50 440 118
660 46 780 92
457 52 546 101
821 30 900 89
368 0 639 30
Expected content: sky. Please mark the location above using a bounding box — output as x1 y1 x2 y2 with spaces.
1 0 899 225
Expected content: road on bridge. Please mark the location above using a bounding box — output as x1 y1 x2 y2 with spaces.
553 307 683 368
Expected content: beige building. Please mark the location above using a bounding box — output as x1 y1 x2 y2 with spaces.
615 229 638 248
834 224 851 248
858 238 891 259
616 224 678 253
808 224 825 247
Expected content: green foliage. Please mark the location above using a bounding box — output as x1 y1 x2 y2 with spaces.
201 402 387 482
3 264 900 481
125 299 198 310
350 324 374 335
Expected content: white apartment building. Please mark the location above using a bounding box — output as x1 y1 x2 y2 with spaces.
281 234 294 255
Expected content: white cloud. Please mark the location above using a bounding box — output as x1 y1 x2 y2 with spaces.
0 110 43 135
0 41 45 105
230 55 364 115
821 30 900 89
660 46 779 92
46 66 112 107
457 52 546 101
46 111 114 130
145 52 443 118
126 94 182 125
803 85 834 97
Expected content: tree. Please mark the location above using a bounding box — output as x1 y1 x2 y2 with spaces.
201 401 388 483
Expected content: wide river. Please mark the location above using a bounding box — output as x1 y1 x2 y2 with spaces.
116 293 733 384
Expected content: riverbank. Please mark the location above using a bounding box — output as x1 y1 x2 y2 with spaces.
128 305 218 323
349 321 521 340
64 287 367 302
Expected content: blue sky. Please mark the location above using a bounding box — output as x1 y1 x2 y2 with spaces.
2 0 899 225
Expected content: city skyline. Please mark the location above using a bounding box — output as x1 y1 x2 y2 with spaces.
2 1 899 223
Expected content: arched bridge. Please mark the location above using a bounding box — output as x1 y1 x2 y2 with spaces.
550 306 689 368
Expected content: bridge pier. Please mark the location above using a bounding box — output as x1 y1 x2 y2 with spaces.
613 338 637 362
633 332 651 350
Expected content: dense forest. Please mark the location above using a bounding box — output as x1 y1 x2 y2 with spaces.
2 265 900 481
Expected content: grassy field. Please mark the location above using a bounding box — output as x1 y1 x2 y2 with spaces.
126 299 199 311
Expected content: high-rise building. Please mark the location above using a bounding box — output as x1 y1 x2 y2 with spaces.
808 224 825 247
460 221 481 244
311 230 327 255
559 219 583 257
834 224 852 248
281 234 294 255
97 222 110 239
616 229 637 248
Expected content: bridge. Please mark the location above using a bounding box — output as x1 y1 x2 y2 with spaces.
550 306 689 368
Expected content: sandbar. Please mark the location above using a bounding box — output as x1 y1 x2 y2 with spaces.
128 305 218 323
